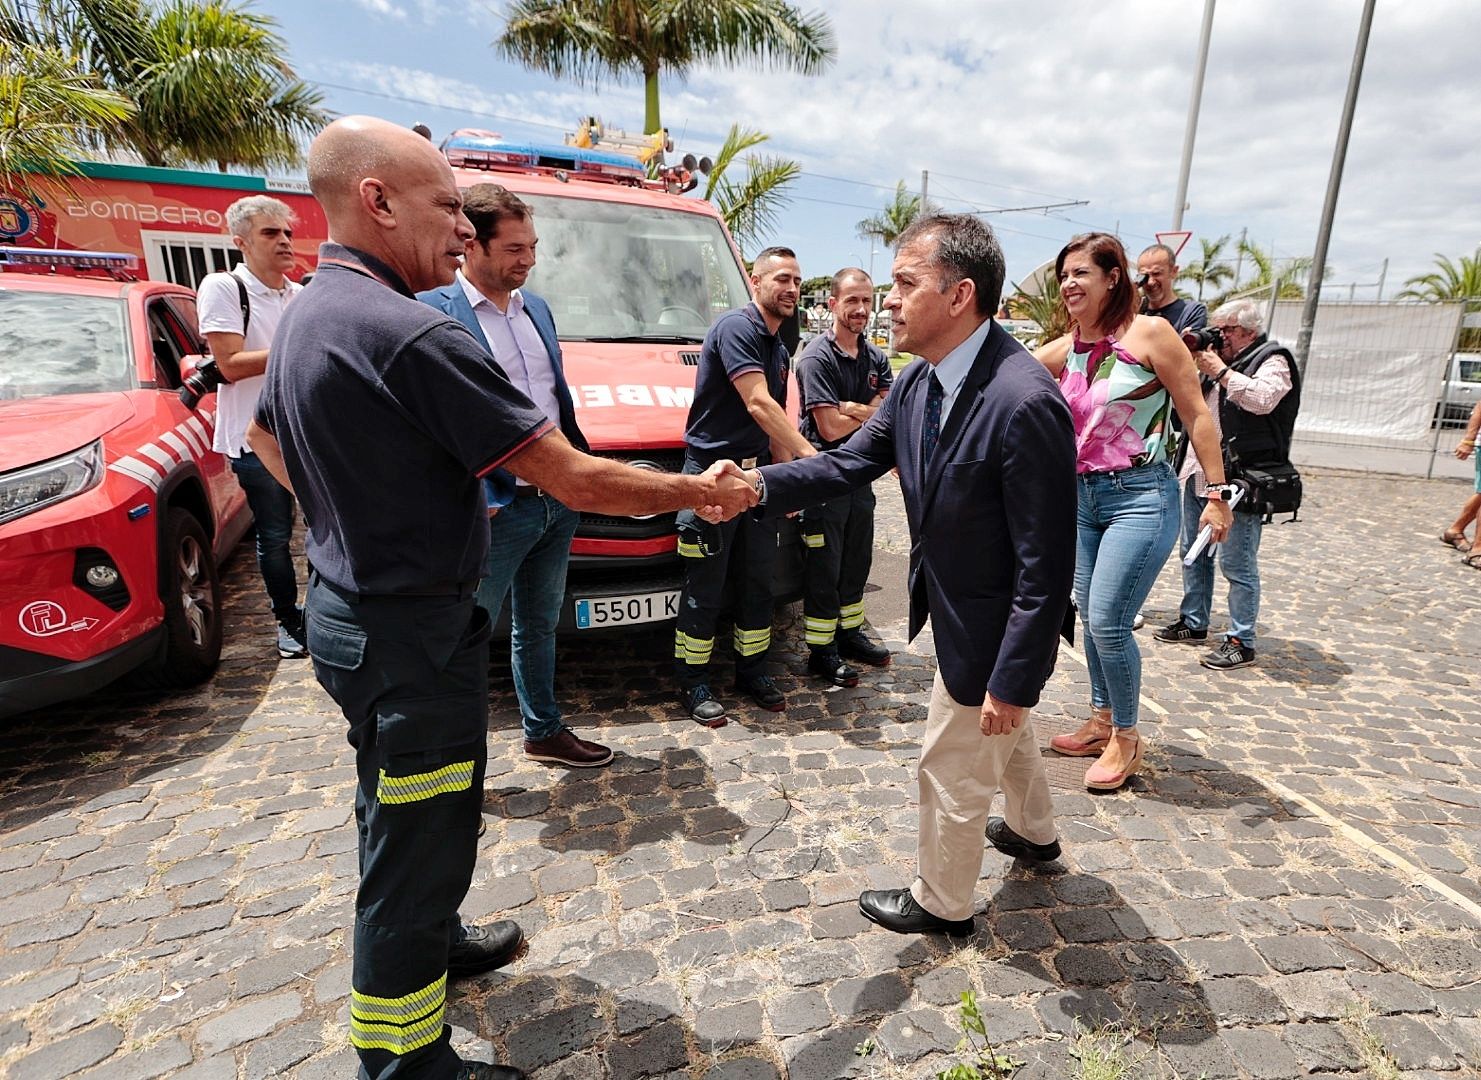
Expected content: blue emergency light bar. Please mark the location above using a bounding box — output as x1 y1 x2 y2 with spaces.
0 246 138 270
441 132 647 182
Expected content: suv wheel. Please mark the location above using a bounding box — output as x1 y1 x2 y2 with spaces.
134 508 223 688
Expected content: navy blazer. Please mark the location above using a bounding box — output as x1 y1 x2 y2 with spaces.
416 281 589 507
761 320 1077 708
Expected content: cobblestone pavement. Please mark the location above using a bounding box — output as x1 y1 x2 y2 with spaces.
2 467 1480 1080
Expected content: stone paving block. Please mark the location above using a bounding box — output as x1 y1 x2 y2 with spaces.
1251 932 1348 974
767 989 832 1036
1052 945 1124 987
1034 988 1122 1036
825 973 910 1019
1366 1014 1461 1071
1174 938 1270 978
875 1008 956 1063
195 991 301 1055
614 984 684 1037
1348 970 1438 1014
81 1035 195 1079
241 1018 323 1080
702 1058 780 1080
607 1019 689 1078
694 1000 764 1048
506 1001 605 1072
1282 1021 1365 1073
1220 1025 1306 1079
9 1023 123 1080
779 1023 872 1080
1157 1032 1241 1079
1052 907 1122 944
810 902 871 940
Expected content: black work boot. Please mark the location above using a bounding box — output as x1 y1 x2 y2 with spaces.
837 627 891 666
807 646 860 687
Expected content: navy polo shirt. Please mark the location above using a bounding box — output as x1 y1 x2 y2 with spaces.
797 330 894 451
1147 297 1208 334
684 303 789 458
255 243 554 596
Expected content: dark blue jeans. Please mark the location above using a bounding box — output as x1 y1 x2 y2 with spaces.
230 451 299 623
476 492 580 742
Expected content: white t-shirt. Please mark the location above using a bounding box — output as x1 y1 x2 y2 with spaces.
196 264 302 457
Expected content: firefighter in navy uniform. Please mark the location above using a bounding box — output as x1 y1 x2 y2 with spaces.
247 116 756 1080
795 268 894 685
673 246 817 726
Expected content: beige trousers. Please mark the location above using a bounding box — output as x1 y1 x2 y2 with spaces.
909 671 1058 922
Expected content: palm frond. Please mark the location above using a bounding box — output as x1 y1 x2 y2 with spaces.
714 151 799 254
0 39 131 190
702 121 768 200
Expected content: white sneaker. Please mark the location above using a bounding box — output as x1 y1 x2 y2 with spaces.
1132 611 1146 631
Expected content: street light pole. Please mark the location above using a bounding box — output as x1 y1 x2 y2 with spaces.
1294 0 1378 381
1171 0 1217 231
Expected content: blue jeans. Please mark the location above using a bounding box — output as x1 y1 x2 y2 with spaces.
1075 462 1180 729
476 492 580 742
1177 476 1263 648
230 451 299 623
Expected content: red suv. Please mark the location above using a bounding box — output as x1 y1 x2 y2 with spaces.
0 249 250 718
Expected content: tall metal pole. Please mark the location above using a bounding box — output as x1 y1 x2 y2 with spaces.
1171 0 1217 231
1293 0 1378 380
921 169 929 211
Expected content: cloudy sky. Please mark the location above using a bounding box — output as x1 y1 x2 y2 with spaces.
258 0 1479 299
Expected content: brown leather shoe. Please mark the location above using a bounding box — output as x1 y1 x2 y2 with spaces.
524 727 614 768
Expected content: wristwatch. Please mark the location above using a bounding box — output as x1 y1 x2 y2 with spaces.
1203 483 1238 501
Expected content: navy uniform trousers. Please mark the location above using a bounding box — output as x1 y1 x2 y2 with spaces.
673 451 777 687
799 484 876 648
305 573 490 1080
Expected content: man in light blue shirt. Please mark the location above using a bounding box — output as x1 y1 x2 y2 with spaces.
419 185 611 769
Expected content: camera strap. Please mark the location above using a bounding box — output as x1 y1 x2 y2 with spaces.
234 275 251 335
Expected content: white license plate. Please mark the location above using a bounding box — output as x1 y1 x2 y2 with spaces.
574 590 679 629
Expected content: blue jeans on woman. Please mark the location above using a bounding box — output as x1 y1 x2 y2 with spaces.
476 492 580 743
1177 476 1263 647
230 451 299 623
1075 462 1180 730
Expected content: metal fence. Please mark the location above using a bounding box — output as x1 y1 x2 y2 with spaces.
1264 299 1478 480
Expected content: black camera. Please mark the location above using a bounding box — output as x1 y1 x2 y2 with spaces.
178 357 228 409
1182 326 1225 354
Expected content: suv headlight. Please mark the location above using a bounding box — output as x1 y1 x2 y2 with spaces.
0 441 105 526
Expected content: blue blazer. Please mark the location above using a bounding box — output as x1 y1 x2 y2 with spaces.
761 321 1077 708
416 282 589 508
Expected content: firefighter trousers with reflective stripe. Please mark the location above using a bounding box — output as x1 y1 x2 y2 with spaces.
304 575 491 1080
800 485 877 647
674 455 778 688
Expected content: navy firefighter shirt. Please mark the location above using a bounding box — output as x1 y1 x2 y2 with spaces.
684 302 789 459
254 243 554 596
797 329 894 451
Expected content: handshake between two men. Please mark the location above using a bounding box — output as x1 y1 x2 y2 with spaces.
693 459 762 523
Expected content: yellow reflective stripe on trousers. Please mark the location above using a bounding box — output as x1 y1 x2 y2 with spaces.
840 602 866 630
732 626 771 656
350 974 446 1054
678 539 704 558
804 615 837 645
674 630 714 664
376 760 475 805
803 532 825 549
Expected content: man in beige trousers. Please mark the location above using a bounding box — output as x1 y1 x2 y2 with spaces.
750 214 1076 935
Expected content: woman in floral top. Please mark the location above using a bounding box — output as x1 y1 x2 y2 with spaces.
1034 233 1232 791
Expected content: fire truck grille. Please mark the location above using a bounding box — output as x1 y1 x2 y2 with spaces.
577 449 688 539
679 351 701 366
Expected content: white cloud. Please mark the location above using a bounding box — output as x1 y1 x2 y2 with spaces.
347 0 406 19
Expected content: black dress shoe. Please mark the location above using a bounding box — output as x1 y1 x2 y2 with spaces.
858 888 973 937
457 1060 525 1080
807 647 860 687
448 919 524 978
985 817 1062 863
736 672 785 711
679 685 728 728
838 627 891 666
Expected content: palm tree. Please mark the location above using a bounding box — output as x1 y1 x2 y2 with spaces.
701 123 798 256
1398 253 1481 302
1217 238 1310 305
855 181 926 249
496 0 835 136
1178 233 1234 301
0 39 133 191
1005 273 1067 347
4 0 328 170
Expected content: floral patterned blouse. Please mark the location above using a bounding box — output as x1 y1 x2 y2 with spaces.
1058 334 1173 474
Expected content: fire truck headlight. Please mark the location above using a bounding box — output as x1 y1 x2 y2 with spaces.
0 441 105 527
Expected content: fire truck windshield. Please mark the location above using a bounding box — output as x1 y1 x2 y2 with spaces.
0 292 131 399
519 195 752 344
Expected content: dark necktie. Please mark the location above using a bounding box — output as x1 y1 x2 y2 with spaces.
922 370 944 463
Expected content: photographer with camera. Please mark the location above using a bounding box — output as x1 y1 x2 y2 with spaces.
1155 298 1300 670
197 196 306 659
